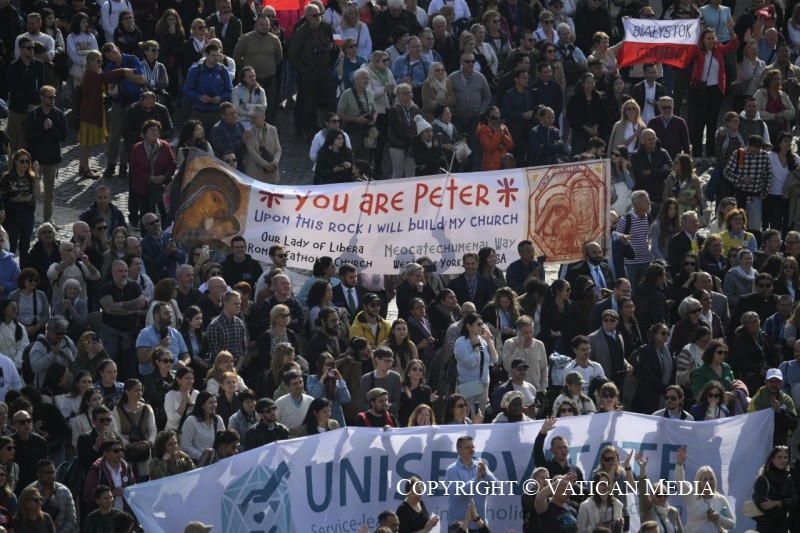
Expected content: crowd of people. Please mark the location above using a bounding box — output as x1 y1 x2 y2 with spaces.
2 0 800 529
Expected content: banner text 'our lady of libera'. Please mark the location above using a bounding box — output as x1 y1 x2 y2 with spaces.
618 18 701 68
171 149 610 274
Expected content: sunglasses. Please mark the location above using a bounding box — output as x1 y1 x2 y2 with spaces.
707 393 721 399
278 313 290 318
665 395 679 401
559 408 574 413
158 359 172 364
17 159 30 164
602 456 615 462
260 406 278 413
602 393 617 398
602 317 618 323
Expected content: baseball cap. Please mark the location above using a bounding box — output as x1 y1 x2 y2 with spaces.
363 293 382 305
766 368 783 381
565 371 586 385
511 358 529 370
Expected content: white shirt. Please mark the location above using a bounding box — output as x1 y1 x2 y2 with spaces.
768 150 800 196
14 32 56 61
565 359 605 394
275 393 314 430
642 82 657 123
100 0 133 43
702 51 721 86
427 0 471 20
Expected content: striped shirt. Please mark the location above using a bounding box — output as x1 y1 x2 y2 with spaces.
617 211 653 265
778 359 800 393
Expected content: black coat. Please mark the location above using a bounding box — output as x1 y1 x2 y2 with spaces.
754 465 798 532
631 342 674 414
411 137 447 177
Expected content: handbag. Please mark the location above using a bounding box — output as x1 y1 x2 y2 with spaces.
457 345 486 398
743 475 768 518
120 407 151 463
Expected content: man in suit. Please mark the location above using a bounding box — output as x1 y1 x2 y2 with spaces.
694 271 731 333
565 241 614 298
630 62 666 124
448 252 492 311
588 278 631 331
588 310 632 395
646 96 690 159
332 263 368 322
667 210 705 276
731 272 779 328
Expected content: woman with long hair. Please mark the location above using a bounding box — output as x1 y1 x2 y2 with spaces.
59 369 93 423
421 62 456 123
196 428 239 467
477 247 506 292
0 463 17 519
601 74 631 142
180 390 224 462
298 397 340 436
454 312 498 412
755 68 795 142
567 72 604 156
227 389 257 450
427 289 459 342
734 39 767 112
149 429 194 480
0 299 29 371
616 297 642 361
93 360 124 412
39 362 69 407
751 445 797 531
690 380 730 420
338 2 371 57
365 50 396 178
689 25 739 163
407 403 436 426
692 339 734 401
481 287 521 346
396 476 440 533
71 330 110 378
675 447 736 531
179 306 208 382
306 280 335 335
214 371 241 426
252 304 301 378
609 145 633 215
251 342 297 400
154 9 185 97
0 436 18 493
577 470 626 532
766 131 799 235
477 106 514 171
113 379 156 480
65 13 98 116
69 388 119 448
163 367 198 432
24 222 60 301
649 198 681 261
100 226 130 279
142 346 175 431
664 153 704 216
609 98 646 153
538 279 579 354
773 256 800 302
174 120 212 168
0 150 39 262
382 319 419 373
595 382 623 413
12 486 55 533
398 360 437 427
314 129 354 185
441 393 482 424
113 11 142 57
231 66 266 123
306 352 350 428
204 351 246 395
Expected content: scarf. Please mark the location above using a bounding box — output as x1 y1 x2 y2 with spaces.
432 118 454 138
370 64 388 85
721 130 744 153
730 264 756 282
429 76 448 100
407 315 435 360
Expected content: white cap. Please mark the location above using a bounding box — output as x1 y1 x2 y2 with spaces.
414 114 432 133
766 368 783 381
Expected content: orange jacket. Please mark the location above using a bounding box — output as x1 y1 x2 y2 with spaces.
477 123 514 171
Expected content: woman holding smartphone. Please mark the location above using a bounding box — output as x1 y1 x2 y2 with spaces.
306 352 351 428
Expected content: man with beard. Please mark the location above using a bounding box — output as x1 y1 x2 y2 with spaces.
355 387 399 428
565 241 613 297
748 368 797 446
308 307 344 370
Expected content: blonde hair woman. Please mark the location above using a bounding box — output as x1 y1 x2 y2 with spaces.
421 62 455 122
608 99 646 153
366 50 397 178
205 351 247 395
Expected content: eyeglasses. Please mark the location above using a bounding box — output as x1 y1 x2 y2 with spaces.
17 159 30 164
602 393 617 398
14 419 32 425
715 349 728 355
26 278 38 284
602 317 618 323
158 359 172 364
147 219 159 226
380 358 395 363
278 313 290 318
602 456 615 462
707 393 721 399
542 19 554 23
684 262 697 266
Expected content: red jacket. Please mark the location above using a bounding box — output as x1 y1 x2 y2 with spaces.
689 37 739 93
129 139 177 198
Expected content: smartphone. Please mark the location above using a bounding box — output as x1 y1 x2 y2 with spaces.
327 370 336 378
473 401 480 414
202 245 210 254
423 264 437 273
208 26 216 37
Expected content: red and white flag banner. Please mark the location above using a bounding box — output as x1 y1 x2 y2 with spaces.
617 18 700 69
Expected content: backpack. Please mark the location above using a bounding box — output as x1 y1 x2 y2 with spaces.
55 456 85 497
622 211 653 235
21 337 50 385
561 46 582 86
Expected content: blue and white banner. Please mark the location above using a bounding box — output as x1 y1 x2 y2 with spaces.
124 411 773 532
